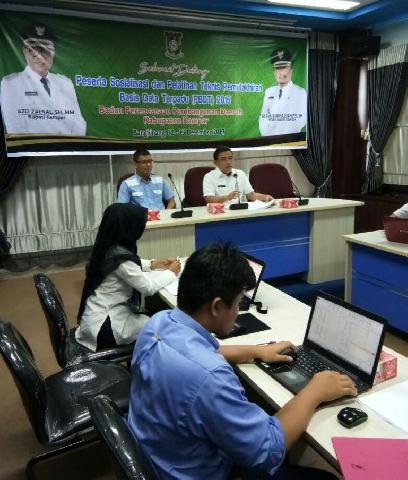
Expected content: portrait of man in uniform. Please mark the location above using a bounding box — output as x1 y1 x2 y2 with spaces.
0 22 86 136
259 48 307 137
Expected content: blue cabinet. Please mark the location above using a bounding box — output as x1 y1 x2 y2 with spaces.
195 212 310 279
351 244 408 332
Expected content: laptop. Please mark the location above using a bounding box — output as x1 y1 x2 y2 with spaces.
383 216 408 244
218 252 268 339
239 253 266 309
256 292 387 394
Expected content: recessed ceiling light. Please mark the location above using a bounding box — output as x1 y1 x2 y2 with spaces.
266 0 360 11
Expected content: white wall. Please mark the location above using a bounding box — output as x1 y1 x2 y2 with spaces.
375 20 408 47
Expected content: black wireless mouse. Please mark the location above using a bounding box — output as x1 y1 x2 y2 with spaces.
337 407 368 428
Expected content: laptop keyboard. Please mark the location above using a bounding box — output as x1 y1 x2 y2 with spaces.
257 346 367 393
295 346 336 375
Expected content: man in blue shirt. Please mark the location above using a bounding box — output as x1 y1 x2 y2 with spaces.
128 244 357 480
117 149 176 210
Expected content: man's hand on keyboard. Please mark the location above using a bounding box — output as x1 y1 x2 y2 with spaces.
307 371 358 404
254 341 298 363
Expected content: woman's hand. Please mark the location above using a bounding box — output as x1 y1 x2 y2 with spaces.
151 258 178 270
151 258 181 274
168 260 181 274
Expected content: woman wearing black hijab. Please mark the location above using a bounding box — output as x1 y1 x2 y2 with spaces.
75 203 180 351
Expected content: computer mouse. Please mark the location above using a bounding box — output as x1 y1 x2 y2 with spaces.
337 407 368 428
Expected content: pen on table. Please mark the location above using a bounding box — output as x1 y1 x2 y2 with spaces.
257 341 276 346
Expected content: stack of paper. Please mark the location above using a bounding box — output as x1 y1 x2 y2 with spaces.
359 380 408 433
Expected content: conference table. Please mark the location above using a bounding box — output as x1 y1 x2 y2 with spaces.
159 281 408 469
139 198 363 284
344 230 408 334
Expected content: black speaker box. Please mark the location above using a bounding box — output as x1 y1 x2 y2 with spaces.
350 35 380 58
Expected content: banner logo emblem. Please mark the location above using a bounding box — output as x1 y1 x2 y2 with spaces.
35 25 46 37
164 31 184 60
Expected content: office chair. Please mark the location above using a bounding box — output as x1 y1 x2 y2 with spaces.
33 273 134 368
90 395 159 480
183 166 213 207
0 319 131 479
117 173 134 196
249 164 294 199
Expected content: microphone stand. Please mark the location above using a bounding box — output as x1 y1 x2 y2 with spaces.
229 173 248 210
292 181 309 206
167 173 193 218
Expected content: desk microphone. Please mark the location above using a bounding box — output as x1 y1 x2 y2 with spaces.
167 173 193 218
292 181 309 206
229 173 248 210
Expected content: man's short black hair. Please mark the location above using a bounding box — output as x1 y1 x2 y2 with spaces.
133 149 151 162
213 146 232 161
177 243 256 314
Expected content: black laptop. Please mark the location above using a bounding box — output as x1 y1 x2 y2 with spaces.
256 292 387 394
218 252 269 339
240 253 266 309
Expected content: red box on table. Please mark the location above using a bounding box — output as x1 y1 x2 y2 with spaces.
373 350 397 385
147 209 160 221
207 203 224 214
280 198 299 209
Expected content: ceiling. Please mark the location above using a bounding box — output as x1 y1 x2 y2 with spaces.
120 0 408 30
1 0 408 31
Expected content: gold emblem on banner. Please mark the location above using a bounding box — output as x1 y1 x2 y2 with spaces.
164 31 184 60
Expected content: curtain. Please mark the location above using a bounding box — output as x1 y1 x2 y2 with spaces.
363 44 408 193
293 32 338 197
0 107 27 198
383 87 408 185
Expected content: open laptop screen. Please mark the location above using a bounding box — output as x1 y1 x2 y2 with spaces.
306 295 386 376
243 253 265 304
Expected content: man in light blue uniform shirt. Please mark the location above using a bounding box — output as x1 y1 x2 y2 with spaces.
128 244 356 480
117 149 176 210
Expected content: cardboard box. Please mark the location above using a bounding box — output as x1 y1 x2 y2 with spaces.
374 350 397 385
207 203 224 214
280 198 299 209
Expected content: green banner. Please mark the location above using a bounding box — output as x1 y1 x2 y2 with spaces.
0 12 308 153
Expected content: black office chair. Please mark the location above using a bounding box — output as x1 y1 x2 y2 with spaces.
33 273 134 368
89 395 159 480
0 319 131 479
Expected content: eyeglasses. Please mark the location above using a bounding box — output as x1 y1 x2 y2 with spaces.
136 159 154 165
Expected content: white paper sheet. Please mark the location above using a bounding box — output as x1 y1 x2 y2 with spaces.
164 278 179 296
359 380 408 433
247 199 275 211
161 259 185 296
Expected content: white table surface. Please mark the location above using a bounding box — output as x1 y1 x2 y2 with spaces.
159 281 408 468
